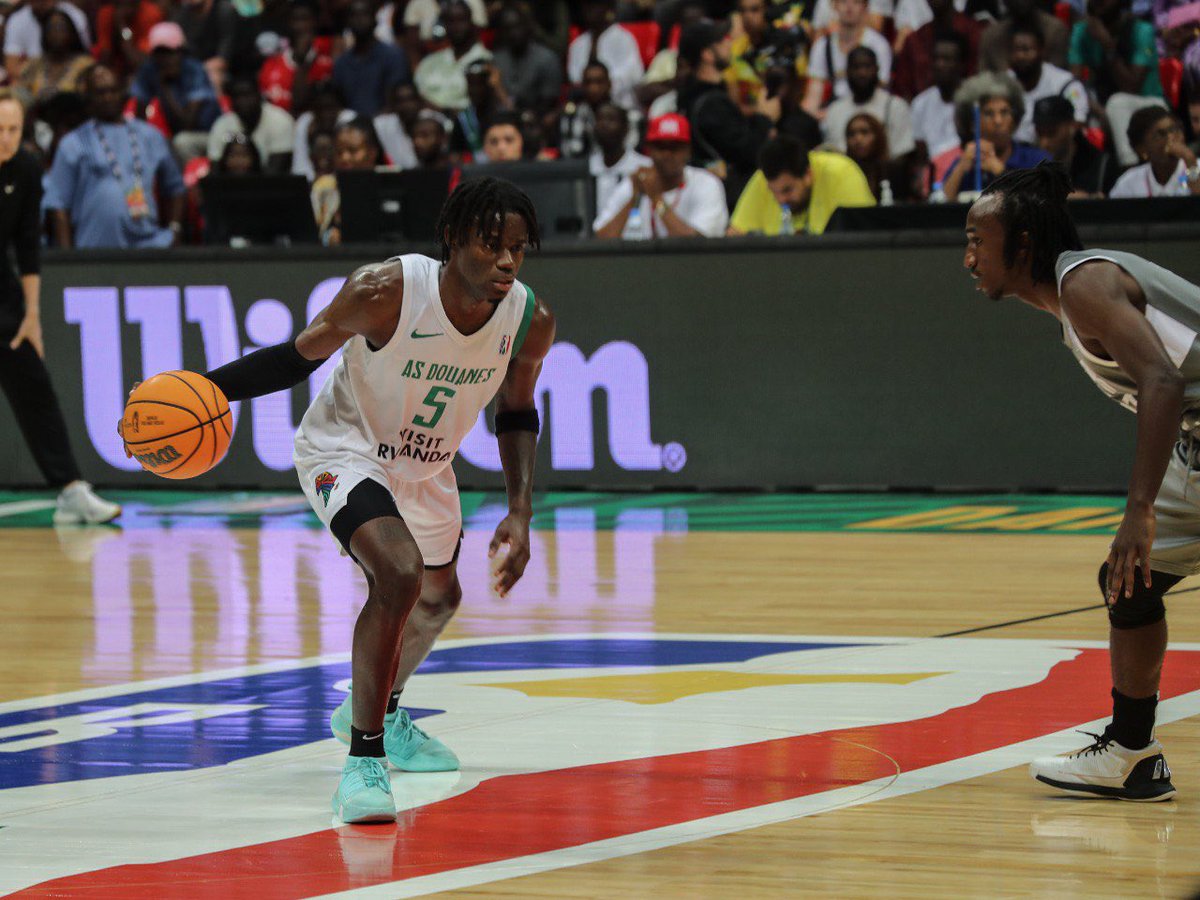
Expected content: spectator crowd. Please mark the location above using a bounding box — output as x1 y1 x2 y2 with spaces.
3 0 1198 246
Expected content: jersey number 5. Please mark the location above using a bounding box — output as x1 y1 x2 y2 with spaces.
413 385 456 429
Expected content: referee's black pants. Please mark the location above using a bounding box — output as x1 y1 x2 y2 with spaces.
0 303 82 488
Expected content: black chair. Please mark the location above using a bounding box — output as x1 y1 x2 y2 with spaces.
200 175 319 246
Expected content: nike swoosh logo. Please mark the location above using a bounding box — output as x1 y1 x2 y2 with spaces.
411 330 443 339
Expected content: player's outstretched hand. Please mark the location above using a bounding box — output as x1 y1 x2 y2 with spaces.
488 513 531 598
1105 506 1155 604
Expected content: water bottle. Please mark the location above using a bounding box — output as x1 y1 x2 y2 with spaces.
627 201 644 237
1179 172 1189 196
928 180 947 204
880 179 895 207
779 203 793 235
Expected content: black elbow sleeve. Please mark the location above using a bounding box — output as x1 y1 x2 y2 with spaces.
204 340 326 402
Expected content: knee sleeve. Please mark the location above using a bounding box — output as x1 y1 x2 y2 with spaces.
1098 563 1180 629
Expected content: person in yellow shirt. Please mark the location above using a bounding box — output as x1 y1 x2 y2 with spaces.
726 0 809 112
728 135 876 235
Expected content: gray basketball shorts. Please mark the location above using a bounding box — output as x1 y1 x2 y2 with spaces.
1150 442 1200 576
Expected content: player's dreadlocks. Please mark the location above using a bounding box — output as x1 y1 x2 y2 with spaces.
436 177 540 263
980 162 1083 286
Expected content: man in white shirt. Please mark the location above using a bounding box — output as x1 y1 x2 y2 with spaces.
567 0 644 112
3 0 90 82
589 102 651 214
207 76 295 173
594 113 728 240
414 1 491 112
1109 107 1200 198
401 0 486 43
911 32 968 159
803 0 893 114
1007 22 1086 145
822 47 915 158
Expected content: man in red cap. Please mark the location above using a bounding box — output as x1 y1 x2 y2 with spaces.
594 112 728 239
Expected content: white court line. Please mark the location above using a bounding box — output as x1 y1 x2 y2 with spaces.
0 500 55 519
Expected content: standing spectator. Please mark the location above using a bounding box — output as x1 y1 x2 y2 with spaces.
567 0 644 112
845 112 916 201
594 112 728 240
480 110 523 162
3 0 90 85
411 107 451 170
822 47 916 159
979 0 1068 73
1069 0 1164 167
413 1 491 113
803 0 893 115
0 88 121 525
257 0 333 114
332 0 411 117
890 0 981 101
590 101 650 214
373 81 421 168
206 75 294 173
1032 95 1115 197
45 64 185 248
170 0 239 90
292 81 355 179
728 135 876 236
400 0 487 66
1109 106 1200 197
94 0 165 82
941 71 1048 198
131 22 222 162
451 59 510 157
912 31 968 168
1008 23 1087 144
15 9 90 108
492 4 562 117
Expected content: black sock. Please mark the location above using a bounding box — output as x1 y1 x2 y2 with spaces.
386 691 402 715
1108 688 1157 750
350 725 386 758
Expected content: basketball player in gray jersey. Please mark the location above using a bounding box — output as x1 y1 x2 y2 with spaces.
964 162 1199 801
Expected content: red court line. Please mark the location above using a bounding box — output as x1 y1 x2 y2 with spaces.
14 648 1200 899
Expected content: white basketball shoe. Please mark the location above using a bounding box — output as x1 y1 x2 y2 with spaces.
1030 731 1176 802
53 481 121 525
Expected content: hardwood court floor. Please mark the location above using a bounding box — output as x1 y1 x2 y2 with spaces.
1 491 1199 898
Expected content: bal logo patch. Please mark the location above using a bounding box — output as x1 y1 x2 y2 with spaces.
314 471 338 507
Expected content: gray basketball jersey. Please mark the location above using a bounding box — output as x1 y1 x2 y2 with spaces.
1056 249 1200 433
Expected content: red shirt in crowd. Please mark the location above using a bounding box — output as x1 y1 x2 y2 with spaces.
890 14 981 101
259 37 335 112
93 2 165 79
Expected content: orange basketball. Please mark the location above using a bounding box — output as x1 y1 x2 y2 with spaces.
122 371 233 480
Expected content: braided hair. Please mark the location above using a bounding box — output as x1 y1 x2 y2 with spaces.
436 177 540 263
979 161 1082 286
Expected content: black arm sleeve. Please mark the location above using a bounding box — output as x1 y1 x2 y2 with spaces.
204 340 326 402
15 156 41 277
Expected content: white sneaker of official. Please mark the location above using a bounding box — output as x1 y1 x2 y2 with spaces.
1030 732 1177 802
53 481 122 525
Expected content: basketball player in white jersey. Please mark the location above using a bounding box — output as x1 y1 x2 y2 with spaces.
198 178 555 822
964 162 1200 802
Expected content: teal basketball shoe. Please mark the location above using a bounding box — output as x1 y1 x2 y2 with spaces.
332 756 395 824
331 688 460 772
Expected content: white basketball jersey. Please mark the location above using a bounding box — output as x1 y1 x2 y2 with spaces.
295 254 536 481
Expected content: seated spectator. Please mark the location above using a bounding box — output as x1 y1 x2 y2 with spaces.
411 108 452 170
312 117 382 244
37 89 88 163
1109 106 1200 197
728 134 876 236
762 39 824 151
803 0 892 116
332 0 411 118
451 59 510 158
637 0 707 111
822 47 916 159
1008 22 1087 144
567 0 644 112
414 1 490 113
559 61 630 160
594 113 728 240
845 112 917 201
590 101 651 215
206 75 293 173
979 0 1068 73
1070 0 1164 167
1191 96 1200 156
131 22 222 162
94 0 165 81
942 71 1049 198
16 9 90 108
890 0 980 101
492 4 561 117
373 81 422 168
258 0 333 114
45 64 185 248
170 0 238 90
912 32 968 168
213 130 262 175
292 81 355 179
810 0 893 34
479 111 523 162
4 0 90 84
528 0 571 57
309 130 335 178
725 0 808 114
400 0 487 66
1032 95 1115 196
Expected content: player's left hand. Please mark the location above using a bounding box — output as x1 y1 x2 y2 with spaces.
488 513 531 597
1106 504 1155 604
9 313 43 358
